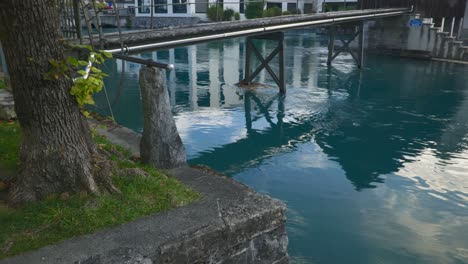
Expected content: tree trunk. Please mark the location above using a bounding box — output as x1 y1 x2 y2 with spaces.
0 0 115 206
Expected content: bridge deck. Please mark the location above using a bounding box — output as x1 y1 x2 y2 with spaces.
88 7 411 53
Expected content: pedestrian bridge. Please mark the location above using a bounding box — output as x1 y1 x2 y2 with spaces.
70 5 412 94
93 7 411 53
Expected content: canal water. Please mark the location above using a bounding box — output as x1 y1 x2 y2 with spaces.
95 29 468 264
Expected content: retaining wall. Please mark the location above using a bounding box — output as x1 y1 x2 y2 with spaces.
366 15 468 62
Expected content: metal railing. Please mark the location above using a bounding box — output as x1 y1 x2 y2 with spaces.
437 17 465 40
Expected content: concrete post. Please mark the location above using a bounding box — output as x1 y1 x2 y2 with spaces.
139 66 187 169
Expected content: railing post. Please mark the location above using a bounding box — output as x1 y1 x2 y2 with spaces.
457 17 464 40
80 0 95 46
450 17 456 37
440 17 445 32
91 0 105 49
115 7 125 53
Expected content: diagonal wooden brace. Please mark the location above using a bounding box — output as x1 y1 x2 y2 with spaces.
328 23 365 68
242 32 286 94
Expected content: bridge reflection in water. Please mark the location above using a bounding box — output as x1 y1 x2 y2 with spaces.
96 30 468 264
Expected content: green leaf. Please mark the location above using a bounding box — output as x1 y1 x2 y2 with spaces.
73 44 93 51
48 59 59 67
78 60 89 66
66 56 79 67
101 51 112 58
77 70 87 77
91 67 102 73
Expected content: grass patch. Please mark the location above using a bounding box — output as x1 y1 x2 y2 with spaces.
0 120 20 175
0 122 201 259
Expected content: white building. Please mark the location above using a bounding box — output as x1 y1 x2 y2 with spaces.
123 0 357 20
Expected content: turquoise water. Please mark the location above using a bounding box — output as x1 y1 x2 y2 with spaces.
95 30 468 264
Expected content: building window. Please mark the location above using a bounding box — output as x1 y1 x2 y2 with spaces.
155 0 168 13
266 2 281 9
239 0 244 13
138 0 151 13
173 0 187 13
196 0 208 13
304 3 315 14
287 3 297 13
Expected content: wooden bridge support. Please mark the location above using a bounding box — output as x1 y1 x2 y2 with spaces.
243 91 284 134
327 21 365 68
242 32 286 94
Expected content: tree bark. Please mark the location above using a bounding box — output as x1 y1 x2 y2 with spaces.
0 0 115 206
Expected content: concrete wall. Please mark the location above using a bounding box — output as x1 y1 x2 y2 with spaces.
462 1 468 39
366 14 468 61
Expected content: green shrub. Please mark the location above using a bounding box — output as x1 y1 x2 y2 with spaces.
263 6 281 17
234 12 240 20
282 10 292 15
207 5 223 21
125 17 132 28
0 80 5 90
245 0 264 19
223 8 235 21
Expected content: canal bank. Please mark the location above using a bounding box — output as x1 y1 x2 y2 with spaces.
3 160 288 263
94 30 468 263
0 72 289 263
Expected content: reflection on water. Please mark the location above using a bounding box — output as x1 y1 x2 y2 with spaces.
96 29 468 264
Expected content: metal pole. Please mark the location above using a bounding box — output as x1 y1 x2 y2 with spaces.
215 0 220 21
115 7 125 54
151 0 154 29
327 26 336 65
450 17 456 37
91 0 105 49
73 0 83 44
457 17 464 40
440 17 445 32
80 0 95 46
